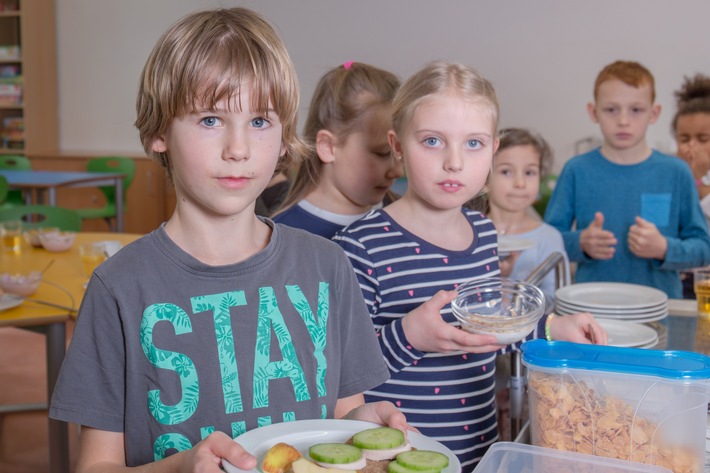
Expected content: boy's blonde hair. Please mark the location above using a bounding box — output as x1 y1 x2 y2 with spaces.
135 7 305 177
593 60 656 102
391 61 499 137
496 128 553 178
278 62 400 211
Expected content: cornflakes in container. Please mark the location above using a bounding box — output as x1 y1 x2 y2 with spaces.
521 340 710 473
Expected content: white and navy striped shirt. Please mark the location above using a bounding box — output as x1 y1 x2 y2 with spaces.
334 208 537 472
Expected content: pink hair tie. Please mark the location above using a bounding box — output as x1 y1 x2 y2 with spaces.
343 61 355 70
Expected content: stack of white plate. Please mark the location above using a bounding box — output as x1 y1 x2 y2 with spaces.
597 319 659 348
555 282 668 324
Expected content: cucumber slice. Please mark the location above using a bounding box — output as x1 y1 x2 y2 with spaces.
396 451 449 471
353 427 405 450
309 443 362 464
388 460 441 473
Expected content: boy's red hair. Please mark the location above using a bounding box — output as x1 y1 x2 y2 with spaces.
594 60 655 102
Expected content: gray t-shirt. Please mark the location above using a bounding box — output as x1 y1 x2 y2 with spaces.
49 220 389 466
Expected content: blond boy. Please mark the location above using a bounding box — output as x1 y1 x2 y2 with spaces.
49 8 407 471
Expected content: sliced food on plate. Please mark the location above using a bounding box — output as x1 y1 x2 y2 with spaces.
260 427 448 473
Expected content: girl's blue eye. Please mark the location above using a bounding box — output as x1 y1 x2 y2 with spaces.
201 116 220 127
251 117 269 128
467 139 482 149
424 137 440 147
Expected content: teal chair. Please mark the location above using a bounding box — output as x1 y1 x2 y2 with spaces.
0 204 82 232
0 154 32 206
75 156 136 231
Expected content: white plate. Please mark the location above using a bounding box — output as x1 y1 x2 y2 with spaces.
0 293 23 312
498 236 535 256
223 419 461 473
555 301 669 317
555 299 668 315
556 307 668 324
555 283 667 310
598 319 659 348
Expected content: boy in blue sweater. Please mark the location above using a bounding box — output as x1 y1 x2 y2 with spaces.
544 60 710 298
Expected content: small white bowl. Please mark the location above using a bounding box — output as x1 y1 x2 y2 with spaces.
0 271 42 297
39 231 77 252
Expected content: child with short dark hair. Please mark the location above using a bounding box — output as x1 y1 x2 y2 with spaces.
545 60 710 297
49 8 408 471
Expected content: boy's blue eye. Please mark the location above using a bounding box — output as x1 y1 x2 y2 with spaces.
201 116 220 127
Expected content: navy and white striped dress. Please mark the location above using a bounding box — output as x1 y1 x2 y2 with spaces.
334 208 536 472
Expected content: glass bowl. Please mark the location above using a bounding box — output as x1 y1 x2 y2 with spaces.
38 230 77 252
23 227 60 248
0 271 42 297
451 277 546 344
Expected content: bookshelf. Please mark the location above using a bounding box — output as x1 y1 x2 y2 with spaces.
0 0 57 155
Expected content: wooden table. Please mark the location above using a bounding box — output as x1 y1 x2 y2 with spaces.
0 170 126 232
0 232 141 473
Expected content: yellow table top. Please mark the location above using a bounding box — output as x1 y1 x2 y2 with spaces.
0 232 141 327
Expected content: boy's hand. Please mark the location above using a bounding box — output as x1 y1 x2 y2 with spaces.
580 212 617 259
628 216 667 260
345 401 414 433
187 432 256 473
401 290 503 354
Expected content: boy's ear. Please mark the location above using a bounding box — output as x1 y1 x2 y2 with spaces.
586 102 599 123
315 129 337 164
150 134 167 153
388 130 403 158
649 103 662 124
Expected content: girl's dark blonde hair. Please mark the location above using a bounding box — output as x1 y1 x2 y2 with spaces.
135 7 306 178
391 61 499 137
672 74 710 132
496 128 553 177
277 62 400 212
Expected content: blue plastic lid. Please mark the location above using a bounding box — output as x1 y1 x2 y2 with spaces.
521 339 710 380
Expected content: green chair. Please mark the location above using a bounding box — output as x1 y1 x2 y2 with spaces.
0 154 32 206
0 204 82 232
0 175 8 206
533 174 558 218
75 156 136 231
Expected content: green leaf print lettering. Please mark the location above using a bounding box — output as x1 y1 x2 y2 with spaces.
142 304 199 425
286 283 329 397
253 287 309 408
153 433 193 461
192 291 247 414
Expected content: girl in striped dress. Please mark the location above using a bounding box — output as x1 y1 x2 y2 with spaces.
333 61 607 472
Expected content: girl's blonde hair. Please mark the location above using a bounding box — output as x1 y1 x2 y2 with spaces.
391 61 499 137
278 62 400 211
672 74 710 132
496 128 554 177
135 7 306 178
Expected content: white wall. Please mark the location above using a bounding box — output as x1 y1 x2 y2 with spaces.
56 0 710 171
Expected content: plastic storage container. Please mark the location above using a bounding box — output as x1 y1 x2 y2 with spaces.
521 340 710 473
473 442 672 473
